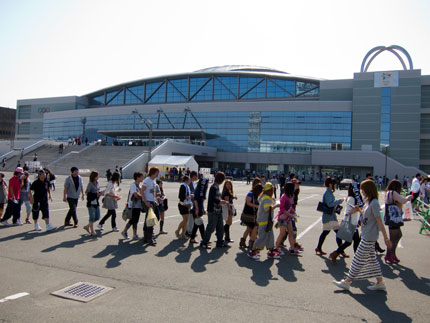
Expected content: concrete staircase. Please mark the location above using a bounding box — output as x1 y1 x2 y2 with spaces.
1 143 82 172
48 145 149 175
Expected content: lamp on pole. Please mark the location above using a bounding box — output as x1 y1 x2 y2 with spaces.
383 144 389 188
132 110 153 169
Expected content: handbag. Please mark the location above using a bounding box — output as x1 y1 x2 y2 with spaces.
384 191 404 227
146 207 159 227
336 214 356 242
163 198 168 211
122 204 132 221
317 201 334 214
102 196 117 210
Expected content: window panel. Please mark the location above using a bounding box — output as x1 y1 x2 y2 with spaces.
190 77 210 99
167 80 187 102
107 90 124 105
242 80 265 99
239 77 263 96
146 82 166 103
145 81 164 102
214 78 236 100
191 79 213 101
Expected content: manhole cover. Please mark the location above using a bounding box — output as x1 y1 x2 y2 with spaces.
51 282 112 303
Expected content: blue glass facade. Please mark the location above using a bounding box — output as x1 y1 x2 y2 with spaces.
43 111 351 153
380 87 391 149
88 74 319 106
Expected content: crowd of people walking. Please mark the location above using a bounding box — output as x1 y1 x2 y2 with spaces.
0 166 425 292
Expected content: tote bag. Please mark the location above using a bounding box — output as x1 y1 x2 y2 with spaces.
336 214 355 242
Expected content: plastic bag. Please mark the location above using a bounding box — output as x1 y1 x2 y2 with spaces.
146 207 159 227
403 201 413 221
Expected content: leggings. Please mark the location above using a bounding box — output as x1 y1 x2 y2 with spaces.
317 229 342 251
127 208 141 230
99 209 117 228
335 230 361 254
191 223 205 240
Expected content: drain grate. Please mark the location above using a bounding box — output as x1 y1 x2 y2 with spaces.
51 282 112 303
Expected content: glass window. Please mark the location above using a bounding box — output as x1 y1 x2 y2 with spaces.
107 89 124 105
167 80 187 102
191 79 213 101
216 76 238 97
125 85 144 104
239 77 263 97
106 90 121 103
382 87 391 96
242 80 265 99
146 82 166 103
90 94 104 106
267 79 294 98
296 81 319 97
169 78 188 98
190 77 211 99
214 77 236 100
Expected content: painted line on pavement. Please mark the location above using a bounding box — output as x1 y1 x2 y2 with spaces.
296 217 321 240
0 292 29 303
50 207 85 212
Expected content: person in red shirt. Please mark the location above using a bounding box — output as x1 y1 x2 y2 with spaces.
0 167 23 226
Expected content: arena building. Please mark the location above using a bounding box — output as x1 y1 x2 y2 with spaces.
13 46 430 179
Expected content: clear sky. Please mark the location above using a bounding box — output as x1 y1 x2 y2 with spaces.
0 0 429 109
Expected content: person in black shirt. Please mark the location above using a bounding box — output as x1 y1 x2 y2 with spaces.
221 179 237 243
29 170 56 232
200 172 227 249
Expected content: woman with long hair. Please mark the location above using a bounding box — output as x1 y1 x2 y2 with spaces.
240 181 263 249
333 179 392 291
98 172 121 232
315 177 344 255
222 179 237 243
156 179 168 235
190 177 209 244
121 172 144 240
176 175 192 238
329 183 362 263
384 179 413 263
274 182 301 255
83 171 102 236
20 171 32 224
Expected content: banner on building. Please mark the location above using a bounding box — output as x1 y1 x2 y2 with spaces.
374 71 399 88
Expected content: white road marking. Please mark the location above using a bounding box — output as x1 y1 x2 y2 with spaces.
296 217 321 240
0 292 29 303
50 207 85 212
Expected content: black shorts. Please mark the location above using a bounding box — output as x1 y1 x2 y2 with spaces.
32 200 49 220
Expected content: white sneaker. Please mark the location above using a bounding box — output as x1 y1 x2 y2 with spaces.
34 224 42 231
333 279 351 291
121 231 129 239
367 282 386 291
46 223 57 231
15 219 23 226
1 220 10 226
112 227 119 232
97 224 104 231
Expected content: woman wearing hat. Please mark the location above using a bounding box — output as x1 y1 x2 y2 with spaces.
248 182 280 260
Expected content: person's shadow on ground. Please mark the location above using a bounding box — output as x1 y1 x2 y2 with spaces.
321 257 349 281
336 288 413 322
41 233 97 252
235 251 277 286
93 239 149 268
191 246 230 273
155 238 188 258
380 262 430 296
0 225 66 243
276 254 305 282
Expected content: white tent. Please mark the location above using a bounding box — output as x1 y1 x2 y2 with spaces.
148 155 198 177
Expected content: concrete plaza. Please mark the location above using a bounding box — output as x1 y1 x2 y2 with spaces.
0 173 429 322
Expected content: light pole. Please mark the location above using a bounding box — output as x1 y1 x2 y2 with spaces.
132 110 153 168
81 117 87 142
383 144 389 188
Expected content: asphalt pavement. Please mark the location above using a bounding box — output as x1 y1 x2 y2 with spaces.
0 173 429 323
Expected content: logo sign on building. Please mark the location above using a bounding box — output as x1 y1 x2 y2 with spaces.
38 107 51 115
374 71 399 88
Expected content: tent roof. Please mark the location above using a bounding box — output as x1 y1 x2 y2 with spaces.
148 155 196 167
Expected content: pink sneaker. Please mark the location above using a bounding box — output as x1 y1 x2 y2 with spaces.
267 251 281 259
248 250 260 260
275 247 285 256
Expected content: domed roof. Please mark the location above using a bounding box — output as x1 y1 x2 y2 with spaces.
194 65 289 75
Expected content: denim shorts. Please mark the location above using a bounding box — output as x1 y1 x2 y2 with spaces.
88 206 100 223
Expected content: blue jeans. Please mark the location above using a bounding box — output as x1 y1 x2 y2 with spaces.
88 207 100 223
202 211 224 246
